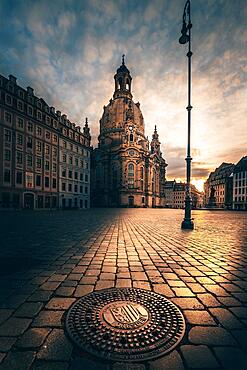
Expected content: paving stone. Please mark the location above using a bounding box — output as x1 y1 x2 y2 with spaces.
188 326 237 345
209 307 244 329
231 329 247 351
149 350 184 370
15 327 51 348
0 309 14 325
74 285 94 296
153 284 174 297
116 279 132 288
181 344 219 368
79 276 98 285
172 287 195 297
0 337 16 351
0 350 35 370
0 317 31 336
133 281 151 290
71 355 109 369
55 286 75 297
45 297 75 310
214 347 247 370
40 282 61 291
0 353 6 364
14 302 43 318
171 297 204 310
37 329 73 361
197 293 221 307
184 310 216 325
27 290 53 302
32 360 69 370
33 310 63 327
95 280 115 290
0 294 29 309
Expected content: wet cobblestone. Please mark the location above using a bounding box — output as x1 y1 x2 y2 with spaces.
0 208 246 369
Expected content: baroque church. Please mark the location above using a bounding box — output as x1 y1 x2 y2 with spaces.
91 56 167 207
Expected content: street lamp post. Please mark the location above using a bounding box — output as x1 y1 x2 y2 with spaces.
179 0 194 230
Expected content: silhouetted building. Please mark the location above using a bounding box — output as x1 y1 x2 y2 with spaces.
91 57 167 207
204 162 234 209
0 74 91 209
232 156 247 210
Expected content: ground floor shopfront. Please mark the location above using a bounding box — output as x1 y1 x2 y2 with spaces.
0 189 89 210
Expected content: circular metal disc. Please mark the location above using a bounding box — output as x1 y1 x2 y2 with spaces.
65 288 186 362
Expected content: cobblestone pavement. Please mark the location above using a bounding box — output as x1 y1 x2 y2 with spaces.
0 209 247 370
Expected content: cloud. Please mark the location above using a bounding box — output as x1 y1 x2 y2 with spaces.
0 0 246 183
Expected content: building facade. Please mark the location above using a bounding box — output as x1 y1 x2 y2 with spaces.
91 58 167 207
164 180 203 209
204 162 234 209
0 74 91 209
232 156 247 210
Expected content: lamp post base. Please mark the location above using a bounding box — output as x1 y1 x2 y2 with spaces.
181 218 194 230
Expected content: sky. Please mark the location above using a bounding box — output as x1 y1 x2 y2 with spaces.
0 0 246 191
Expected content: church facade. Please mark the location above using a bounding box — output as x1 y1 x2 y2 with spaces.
91 57 167 207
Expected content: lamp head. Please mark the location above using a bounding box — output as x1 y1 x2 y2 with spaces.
179 20 189 44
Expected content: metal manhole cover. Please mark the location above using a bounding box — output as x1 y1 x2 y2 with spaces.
65 288 185 361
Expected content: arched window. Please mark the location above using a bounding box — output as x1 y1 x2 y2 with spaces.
130 133 134 142
128 163 134 188
118 77 122 90
126 79 130 91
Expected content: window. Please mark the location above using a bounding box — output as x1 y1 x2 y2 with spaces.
70 143 73 151
37 111 42 121
85 186 88 194
52 163 57 173
46 116 50 124
86 162 89 170
17 117 24 129
62 183 66 191
36 141 42 152
4 149 11 161
63 141 67 148
26 172 34 188
81 160 84 168
85 199 88 208
53 134 58 143
37 126 42 136
63 154 67 163
36 157 42 169
45 177 49 188
4 169 10 182
74 172 78 180
45 161 50 171
80 185 83 193
52 178 57 188
69 156 73 165
28 106 33 116
68 184 72 192
74 184 78 192
19 90 24 99
5 94 12 105
52 148 57 158
80 173 83 181
130 133 134 142
62 169 66 177
45 144 50 155
68 170 72 179
128 163 134 188
45 131 51 140
17 100 23 111
16 171 23 184
4 129 11 142
141 167 144 179
75 158 78 166
27 155 33 167
16 151 23 164
17 133 23 145
85 174 88 182
27 122 33 132
27 137 33 149
5 112 12 123
36 175 41 187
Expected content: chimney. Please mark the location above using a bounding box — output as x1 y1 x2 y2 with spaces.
27 86 34 95
9 75 17 84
